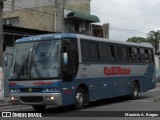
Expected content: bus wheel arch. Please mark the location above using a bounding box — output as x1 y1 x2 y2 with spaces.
74 84 89 109
134 80 140 92
130 80 140 100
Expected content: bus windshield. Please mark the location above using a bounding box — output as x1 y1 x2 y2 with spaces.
11 40 61 80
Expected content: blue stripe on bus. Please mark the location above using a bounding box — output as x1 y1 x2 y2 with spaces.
15 34 77 43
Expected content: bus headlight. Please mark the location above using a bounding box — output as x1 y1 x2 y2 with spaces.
10 89 18 93
11 97 17 100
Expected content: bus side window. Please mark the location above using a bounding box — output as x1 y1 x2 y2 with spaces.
110 45 115 61
148 49 153 62
115 45 127 62
128 47 132 62
145 49 149 62
137 48 140 62
132 48 139 62
140 48 146 62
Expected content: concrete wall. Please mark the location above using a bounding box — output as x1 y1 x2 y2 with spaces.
3 5 56 32
3 47 13 96
3 0 91 32
4 0 90 14
4 0 55 11
65 0 90 14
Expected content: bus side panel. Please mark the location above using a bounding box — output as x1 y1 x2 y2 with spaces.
60 63 155 105
75 63 155 101
81 77 133 101
140 64 155 92
61 82 76 106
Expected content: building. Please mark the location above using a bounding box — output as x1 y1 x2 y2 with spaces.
3 0 103 36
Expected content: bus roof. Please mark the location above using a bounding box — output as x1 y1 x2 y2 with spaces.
15 33 153 48
15 33 77 43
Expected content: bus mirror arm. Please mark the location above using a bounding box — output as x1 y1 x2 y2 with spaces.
62 52 68 65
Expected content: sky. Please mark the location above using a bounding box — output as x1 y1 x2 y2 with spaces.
91 0 160 41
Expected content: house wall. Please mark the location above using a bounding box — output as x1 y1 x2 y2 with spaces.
65 0 90 14
3 0 91 32
3 5 56 32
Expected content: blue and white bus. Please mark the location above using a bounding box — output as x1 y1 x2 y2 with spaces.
9 33 155 110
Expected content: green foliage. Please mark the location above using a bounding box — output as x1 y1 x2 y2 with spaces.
127 37 147 43
127 30 160 52
147 30 160 52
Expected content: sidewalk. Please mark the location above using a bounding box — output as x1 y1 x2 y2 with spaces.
0 97 11 107
156 82 160 89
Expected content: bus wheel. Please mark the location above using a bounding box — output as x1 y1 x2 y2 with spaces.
130 82 139 100
74 87 86 109
32 105 46 111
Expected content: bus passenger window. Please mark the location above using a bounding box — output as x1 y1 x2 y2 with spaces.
148 49 153 62
110 45 115 61
145 49 149 62
128 47 132 62
132 48 139 62
137 48 140 62
140 49 146 62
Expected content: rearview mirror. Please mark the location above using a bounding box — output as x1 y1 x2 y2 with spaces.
4 54 8 66
62 52 68 65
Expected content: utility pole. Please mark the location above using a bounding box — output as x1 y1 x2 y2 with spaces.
0 0 4 102
55 0 64 33
0 0 4 67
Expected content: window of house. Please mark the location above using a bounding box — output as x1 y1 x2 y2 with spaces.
3 17 19 27
74 23 79 32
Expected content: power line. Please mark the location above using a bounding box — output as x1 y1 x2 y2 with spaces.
91 6 160 23
4 1 160 26
3 1 159 35
91 9 160 26
110 26 147 35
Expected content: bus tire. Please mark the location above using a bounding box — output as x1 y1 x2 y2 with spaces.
74 87 86 109
130 82 139 100
32 105 46 111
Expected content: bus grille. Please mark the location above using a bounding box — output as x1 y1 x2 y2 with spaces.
19 88 43 92
20 96 43 103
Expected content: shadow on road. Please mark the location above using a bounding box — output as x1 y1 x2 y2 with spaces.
20 95 152 117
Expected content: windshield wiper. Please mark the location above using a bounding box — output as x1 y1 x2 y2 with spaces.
17 53 31 79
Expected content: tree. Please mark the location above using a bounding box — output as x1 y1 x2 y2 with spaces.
147 30 160 52
127 37 147 43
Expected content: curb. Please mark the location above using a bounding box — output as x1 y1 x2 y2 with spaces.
0 103 12 107
0 101 12 107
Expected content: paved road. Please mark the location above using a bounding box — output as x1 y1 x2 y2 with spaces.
1 88 160 120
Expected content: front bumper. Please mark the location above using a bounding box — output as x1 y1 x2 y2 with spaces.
10 93 62 106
